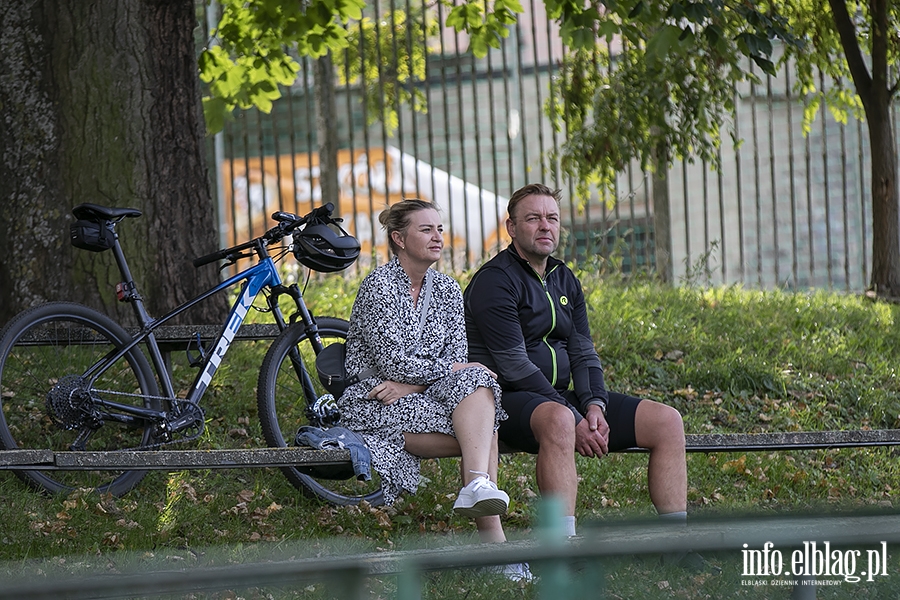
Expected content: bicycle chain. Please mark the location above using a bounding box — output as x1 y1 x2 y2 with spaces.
89 388 206 450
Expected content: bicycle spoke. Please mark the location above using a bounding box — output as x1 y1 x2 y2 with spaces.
0 304 160 495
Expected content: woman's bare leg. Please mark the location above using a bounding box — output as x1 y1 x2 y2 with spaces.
450 387 497 485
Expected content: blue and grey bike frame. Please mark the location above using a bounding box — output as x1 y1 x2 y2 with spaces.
82 234 325 431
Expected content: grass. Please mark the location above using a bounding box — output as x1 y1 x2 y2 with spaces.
2 270 900 597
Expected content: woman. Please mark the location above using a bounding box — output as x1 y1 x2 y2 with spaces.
337 199 509 542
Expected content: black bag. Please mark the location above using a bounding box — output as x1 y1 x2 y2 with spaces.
316 343 374 396
70 219 115 252
317 273 429 396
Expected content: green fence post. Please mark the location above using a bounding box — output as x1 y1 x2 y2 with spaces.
397 559 422 600
537 496 574 598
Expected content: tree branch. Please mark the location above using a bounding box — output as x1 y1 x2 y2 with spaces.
826 0 872 102
869 0 891 98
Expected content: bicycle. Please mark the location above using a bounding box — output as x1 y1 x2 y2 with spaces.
0 201 385 506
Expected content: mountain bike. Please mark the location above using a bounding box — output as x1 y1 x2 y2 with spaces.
0 201 384 506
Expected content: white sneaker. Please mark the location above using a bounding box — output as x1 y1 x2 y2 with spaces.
498 562 534 583
452 475 509 518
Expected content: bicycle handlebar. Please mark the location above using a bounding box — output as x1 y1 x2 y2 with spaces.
192 203 336 268
271 202 334 230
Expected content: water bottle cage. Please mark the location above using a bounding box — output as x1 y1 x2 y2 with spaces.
186 332 208 368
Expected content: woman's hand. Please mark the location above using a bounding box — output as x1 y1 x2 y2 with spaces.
451 362 497 379
368 381 426 405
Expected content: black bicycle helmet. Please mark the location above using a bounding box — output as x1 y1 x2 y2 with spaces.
293 223 361 272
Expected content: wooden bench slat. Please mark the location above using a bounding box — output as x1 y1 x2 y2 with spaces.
3 429 899 470
684 429 900 452
0 449 55 466
0 447 349 470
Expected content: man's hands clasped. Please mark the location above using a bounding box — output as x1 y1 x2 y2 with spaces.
575 404 609 458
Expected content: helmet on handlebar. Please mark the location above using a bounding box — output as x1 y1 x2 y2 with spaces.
293 223 360 272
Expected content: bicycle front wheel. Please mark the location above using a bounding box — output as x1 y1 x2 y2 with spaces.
0 302 161 496
257 317 384 506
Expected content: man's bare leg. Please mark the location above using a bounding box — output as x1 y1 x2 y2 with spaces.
633 400 687 515
530 402 578 517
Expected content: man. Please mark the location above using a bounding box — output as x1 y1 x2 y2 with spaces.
464 183 688 536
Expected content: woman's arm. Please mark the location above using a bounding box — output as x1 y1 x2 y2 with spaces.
353 272 455 384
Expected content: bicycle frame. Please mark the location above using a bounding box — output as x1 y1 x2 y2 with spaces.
83 234 327 428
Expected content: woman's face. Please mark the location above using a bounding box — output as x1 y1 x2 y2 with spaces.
396 208 444 266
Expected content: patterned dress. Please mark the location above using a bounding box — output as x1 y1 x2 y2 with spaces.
337 257 506 504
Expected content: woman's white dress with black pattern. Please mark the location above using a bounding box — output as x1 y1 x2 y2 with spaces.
337 257 506 504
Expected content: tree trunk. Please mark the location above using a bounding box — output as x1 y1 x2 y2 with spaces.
866 103 900 298
315 52 340 210
0 0 227 327
826 0 900 297
652 140 673 284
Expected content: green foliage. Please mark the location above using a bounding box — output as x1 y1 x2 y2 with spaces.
3 276 900 595
546 1 800 199
199 0 525 134
199 0 365 133
773 0 894 132
445 0 524 57
335 9 438 134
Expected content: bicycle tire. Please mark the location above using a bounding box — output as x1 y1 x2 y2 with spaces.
0 302 161 496
257 317 385 506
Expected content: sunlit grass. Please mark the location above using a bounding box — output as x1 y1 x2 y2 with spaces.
2 274 900 597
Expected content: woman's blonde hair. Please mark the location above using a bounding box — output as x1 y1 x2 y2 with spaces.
379 199 440 255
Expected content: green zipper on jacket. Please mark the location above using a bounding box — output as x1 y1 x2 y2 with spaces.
532 264 559 387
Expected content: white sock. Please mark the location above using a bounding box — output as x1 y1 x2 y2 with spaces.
563 515 576 537
659 510 687 523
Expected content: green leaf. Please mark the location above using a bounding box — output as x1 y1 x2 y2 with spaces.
202 96 230 135
498 0 524 14
703 24 721 47
270 57 300 86
628 0 644 18
445 5 469 31
333 0 364 22
598 21 619 43
646 25 682 66
751 55 776 76
198 47 233 84
470 31 490 57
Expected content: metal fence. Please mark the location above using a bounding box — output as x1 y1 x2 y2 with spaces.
199 2 886 291
5 511 900 598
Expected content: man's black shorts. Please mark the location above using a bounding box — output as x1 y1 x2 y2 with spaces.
498 389 642 454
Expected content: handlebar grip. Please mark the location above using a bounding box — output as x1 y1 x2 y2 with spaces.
272 211 299 222
193 249 229 267
270 203 336 235
310 202 335 220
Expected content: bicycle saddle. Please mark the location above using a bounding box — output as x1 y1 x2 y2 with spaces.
73 203 142 221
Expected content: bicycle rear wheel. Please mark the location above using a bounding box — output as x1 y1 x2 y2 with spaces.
257 317 385 506
0 302 161 495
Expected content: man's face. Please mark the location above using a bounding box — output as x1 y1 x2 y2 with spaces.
506 194 560 262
